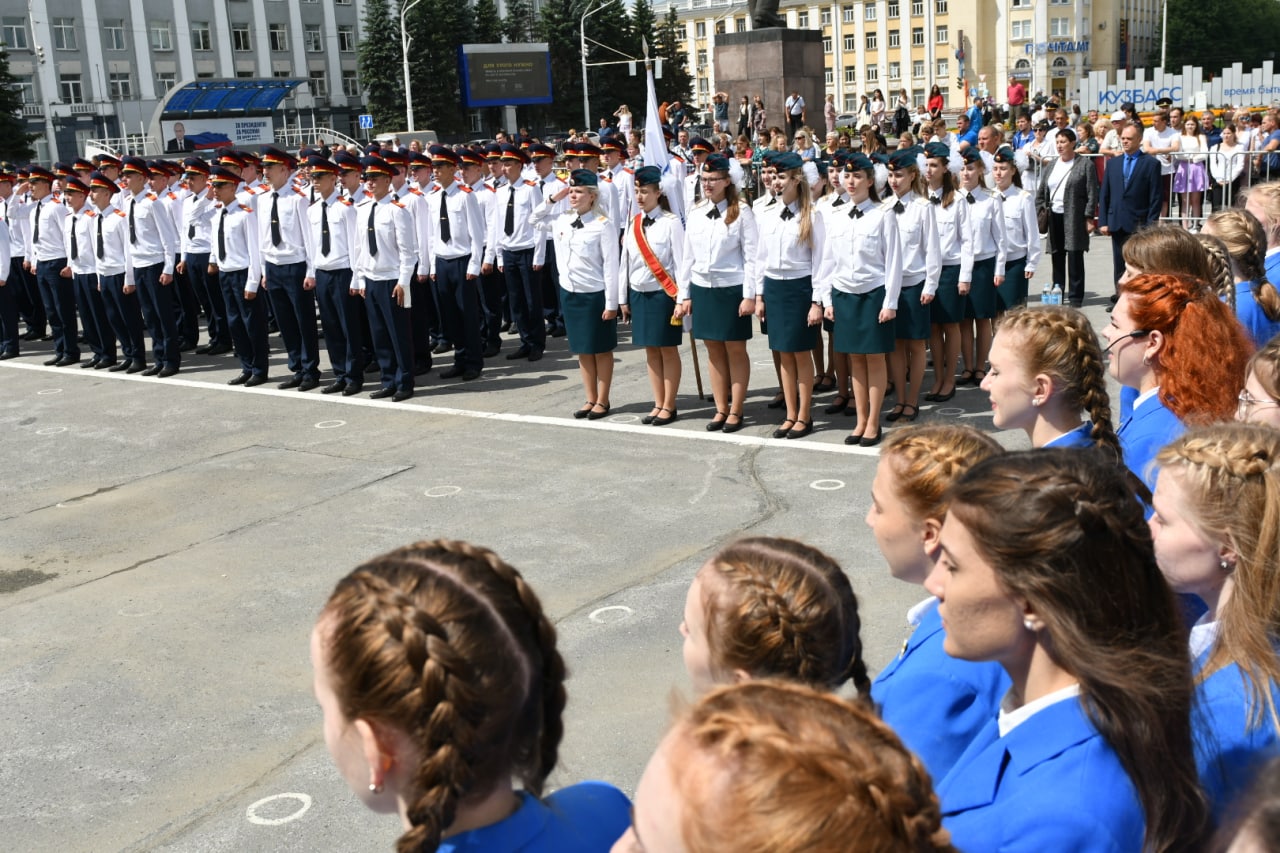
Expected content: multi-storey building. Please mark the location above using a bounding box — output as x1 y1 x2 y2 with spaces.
655 0 1161 119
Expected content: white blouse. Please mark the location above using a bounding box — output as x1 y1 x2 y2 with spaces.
931 190 975 280
997 184 1042 271
890 191 942 295
754 199 825 300
815 197 902 311
962 186 1007 275
620 208 685 298
546 209 622 309
677 199 760 299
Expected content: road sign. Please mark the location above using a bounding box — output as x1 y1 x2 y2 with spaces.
358 114 373 130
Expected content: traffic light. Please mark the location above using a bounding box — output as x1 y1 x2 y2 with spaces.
957 77 964 91
35 45 45 63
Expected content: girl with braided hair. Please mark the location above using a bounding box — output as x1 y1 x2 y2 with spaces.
1204 208 1280 349
1239 334 1280 429
1151 424 1280 820
867 425 1009 782
1195 231 1240 310
930 449 1209 853
611 680 958 853
311 540 631 853
981 305 1119 452
679 536 869 696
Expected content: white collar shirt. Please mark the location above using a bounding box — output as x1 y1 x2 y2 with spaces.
258 183 315 273
122 190 178 273
815 197 902 311
962 186 1007 274
890 191 942 295
180 190 217 256
353 194 418 296
754 199 824 299
426 180 486 276
28 194 70 262
620 208 685 297
211 201 262 285
548 209 621 309
486 178 546 261
309 189 358 272
63 202 97 275
91 203 134 280
676 199 760 299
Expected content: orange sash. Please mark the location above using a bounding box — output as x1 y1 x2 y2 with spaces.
632 214 679 300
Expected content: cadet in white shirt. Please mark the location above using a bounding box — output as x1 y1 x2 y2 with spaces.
484 144 546 361
923 142 973 405
176 157 231 355
60 177 114 368
461 149 505 357
25 165 77 365
0 165 43 345
386 149 437 372
990 146 1041 313
86 171 146 373
353 156 419 402
152 160 202 352
208 166 268 387
425 147 486 381
531 143 567 340
119 156 180 375
304 155 364 396
956 148 1006 393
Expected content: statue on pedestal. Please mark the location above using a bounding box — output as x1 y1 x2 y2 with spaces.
748 0 786 29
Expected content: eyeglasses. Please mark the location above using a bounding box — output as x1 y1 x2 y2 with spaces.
700 175 728 183
1238 389 1280 418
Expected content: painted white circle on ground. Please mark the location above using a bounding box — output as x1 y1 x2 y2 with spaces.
36 388 63 395
423 485 462 498
936 407 965 417
36 426 67 435
609 414 639 423
314 420 346 429
810 479 846 491
588 605 634 624
246 792 312 826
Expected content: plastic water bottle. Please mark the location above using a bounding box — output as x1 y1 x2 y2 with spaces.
1051 284 1063 305
1041 283 1052 305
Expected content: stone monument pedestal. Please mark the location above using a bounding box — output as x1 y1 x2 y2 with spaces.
713 29 825 139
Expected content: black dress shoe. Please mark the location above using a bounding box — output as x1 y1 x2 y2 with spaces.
321 381 347 394
932 388 956 402
341 384 363 396
766 394 785 410
528 350 543 362
278 376 303 390
195 345 213 355
81 358 100 368
364 362 380 374
507 347 531 360
57 357 81 367
652 408 678 426
0 351 19 360
772 419 796 439
439 366 465 379
461 369 481 381
723 412 745 433
859 431 883 447
786 420 813 439
500 321 512 333
109 360 131 372
142 364 162 376
95 360 117 369
550 326 566 337
158 365 179 377
586 402 611 420
574 402 596 419
43 356 62 366
179 342 195 353
298 377 320 392
126 362 147 374
432 342 453 354
483 343 501 358
244 374 268 387
392 389 414 402
204 344 232 355
228 372 251 386
23 330 43 341
370 387 396 399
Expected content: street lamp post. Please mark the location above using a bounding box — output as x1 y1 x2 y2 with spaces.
401 0 424 132
581 2 606 130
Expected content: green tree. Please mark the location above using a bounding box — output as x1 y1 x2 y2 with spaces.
0 45 34 162
357 0 405 133
1156 0 1280 72
585 0 642 129
536 0 585 130
406 0 475 136
656 7 692 108
503 0 537 44
474 0 503 43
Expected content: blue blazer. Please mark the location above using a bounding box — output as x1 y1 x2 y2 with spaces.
871 599 1010 781
1118 393 1185 494
438 782 631 852
1235 280 1280 350
1194 658 1280 823
1098 152 1162 234
938 698 1145 852
1043 422 1096 448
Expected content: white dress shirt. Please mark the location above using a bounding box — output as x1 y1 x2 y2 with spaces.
620 208 685 301
352 195 418 299
753 199 825 300
180 191 217 256
488 179 548 261
63 202 97 275
391 182 432 274
210 202 262 286
677 198 760 300
890 191 942 295
1 194 29 257
120 190 177 273
815 197 902 312
963 186 1007 276
257 183 315 274
28 195 70 262
932 190 975 281
425 180 485 276
542 209 622 310
308 190 359 274
90 204 134 281
997 184 1041 272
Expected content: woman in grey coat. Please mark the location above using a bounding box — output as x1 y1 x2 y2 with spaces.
1036 128 1099 307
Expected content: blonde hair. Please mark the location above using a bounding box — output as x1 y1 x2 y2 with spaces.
1249 334 1280 400
1122 225 1214 283
1195 232 1238 309
880 425 1005 521
1243 180 1280 249
1206 207 1280 321
782 167 817 248
674 681 957 853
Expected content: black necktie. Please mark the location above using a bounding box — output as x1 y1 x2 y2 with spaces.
70 214 78 260
780 207 795 221
218 208 227 259
694 175 702 202
571 216 584 229
504 186 515 236
642 215 655 227
894 201 905 214
33 199 42 244
367 203 378 256
706 206 721 220
187 207 195 240
128 199 136 243
439 191 452 244
965 192 977 204
321 201 331 256
270 191 282 246
96 213 104 259
849 206 863 219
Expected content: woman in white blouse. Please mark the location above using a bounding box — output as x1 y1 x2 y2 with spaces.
923 142 972 403
956 148 1006 397
533 169 621 419
620 166 685 426
1209 122 1247 212
1173 115 1210 230
676 153 759 433
990 146 1041 313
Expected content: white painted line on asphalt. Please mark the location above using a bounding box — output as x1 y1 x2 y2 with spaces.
423 485 462 498
36 388 63 395
245 792 313 826
35 426 67 435
809 479 846 491
3 361 886 456
313 420 346 429
588 605 634 624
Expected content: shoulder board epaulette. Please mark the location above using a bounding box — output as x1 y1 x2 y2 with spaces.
409 187 424 196
85 210 98 218
429 184 442 193
245 186 259 195
601 173 613 182
114 210 128 217
484 184 495 192
622 167 634 175
523 179 537 186
340 198 353 207
392 200 406 209
292 186 306 197
239 204 253 212
459 185 472 193
145 192 157 200
166 191 178 200
671 154 686 163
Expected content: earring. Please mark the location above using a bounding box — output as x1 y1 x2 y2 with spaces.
1023 618 1037 632
1142 354 1150 366
1031 397 1043 407
1220 559 1233 572
369 782 383 794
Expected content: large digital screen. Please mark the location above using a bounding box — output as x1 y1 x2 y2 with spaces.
458 43 553 108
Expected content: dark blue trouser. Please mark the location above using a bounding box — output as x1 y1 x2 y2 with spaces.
35 258 77 359
9 256 42 334
98 273 146 363
409 265 438 366
434 255 482 372
186 252 229 347
220 269 269 377
173 254 201 347
135 262 179 368
72 272 113 362
502 247 544 353
479 262 505 347
365 278 414 393
541 240 562 329
265 260 319 380
0 263 19 353
315 267 365 386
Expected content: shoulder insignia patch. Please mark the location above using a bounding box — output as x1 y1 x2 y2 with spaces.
392 200 407 209
239 204 253 212
114 210 128 217
459 185 472 193
340 198 353 207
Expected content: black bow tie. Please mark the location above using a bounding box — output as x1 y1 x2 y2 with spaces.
965 192 977 204
930 196 941 205
894 201 905 214
571 216 584 229
849 205 864 219
831 198 846 207
706 207 721 219
642 215 655 227
780 207 795 221
995 192 1006 202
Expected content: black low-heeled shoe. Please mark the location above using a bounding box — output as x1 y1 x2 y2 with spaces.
932 388 956 403
958 370 976 386
859 430 883 447
772 419 796 438
766 393 785 410
574 401 597 419
587 402 611 420
723 411 745 433
786 420 813 440
885 404 907 422
642 409 661 425
824 395 850 415
652 407 678 426
706 411 727 432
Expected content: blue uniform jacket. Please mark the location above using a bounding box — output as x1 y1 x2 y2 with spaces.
1235 280 1280 350
938 697 1145 853
1119 393 1184 494
1194 658 1280 823
1043 422 1096 448
871 599 1010 782
439 782 631 852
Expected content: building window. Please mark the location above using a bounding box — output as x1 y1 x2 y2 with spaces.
269 24 289 51
309 69 327 97
843 35 855 51
342 70 360 97
191 21 212 51
824 69 833 85
149 20 172 51
935 25 948 43
935 0 947 13
2 17 28 50
155 71 176 94
844 68 856 83
1014 58 1031 72
1050 17 1070 36
338 25 355 52
911 27 924 45
698 77 709 94
109 72 133 99
695 21 706 38
304 25 323 52
866 64 879 82
336 0 352 5
59 73 83 103
236 69 254 78
911 0 923 16
843 6 856 23
866 32 877 49
865 5 877 21
696 48 707 68
888 61 900 80
823 37 832 53
1012 0 1031 6
913 88 925 106
53 17 76 51
1049 0 1071 4
104 19 127 50
715 19 725 34
797 11 808 27
936 58 948 77
232 25 252 52
272 68 291 78
888 29 900 47
888 2 900 18
845 95 857 111
736 17 747 32
13 75 35 103
1012 20 1032 39
821 9 831 26
912 59 924 78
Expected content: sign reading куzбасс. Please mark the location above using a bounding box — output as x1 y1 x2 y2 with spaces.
1079 60 1280 111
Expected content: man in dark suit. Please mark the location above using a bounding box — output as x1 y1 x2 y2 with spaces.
166 122 195 153
1098 123 1161 302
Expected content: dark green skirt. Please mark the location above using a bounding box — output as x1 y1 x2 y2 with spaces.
833 288 895 354
630 288 683 348
895 282 930 340
996 256 1029 311
964 256 998 320
930 264 964 324
562 288 617 354
691 283 752 342
763 275 818 353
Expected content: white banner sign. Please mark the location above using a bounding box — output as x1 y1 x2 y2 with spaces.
1080 61 1280 111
